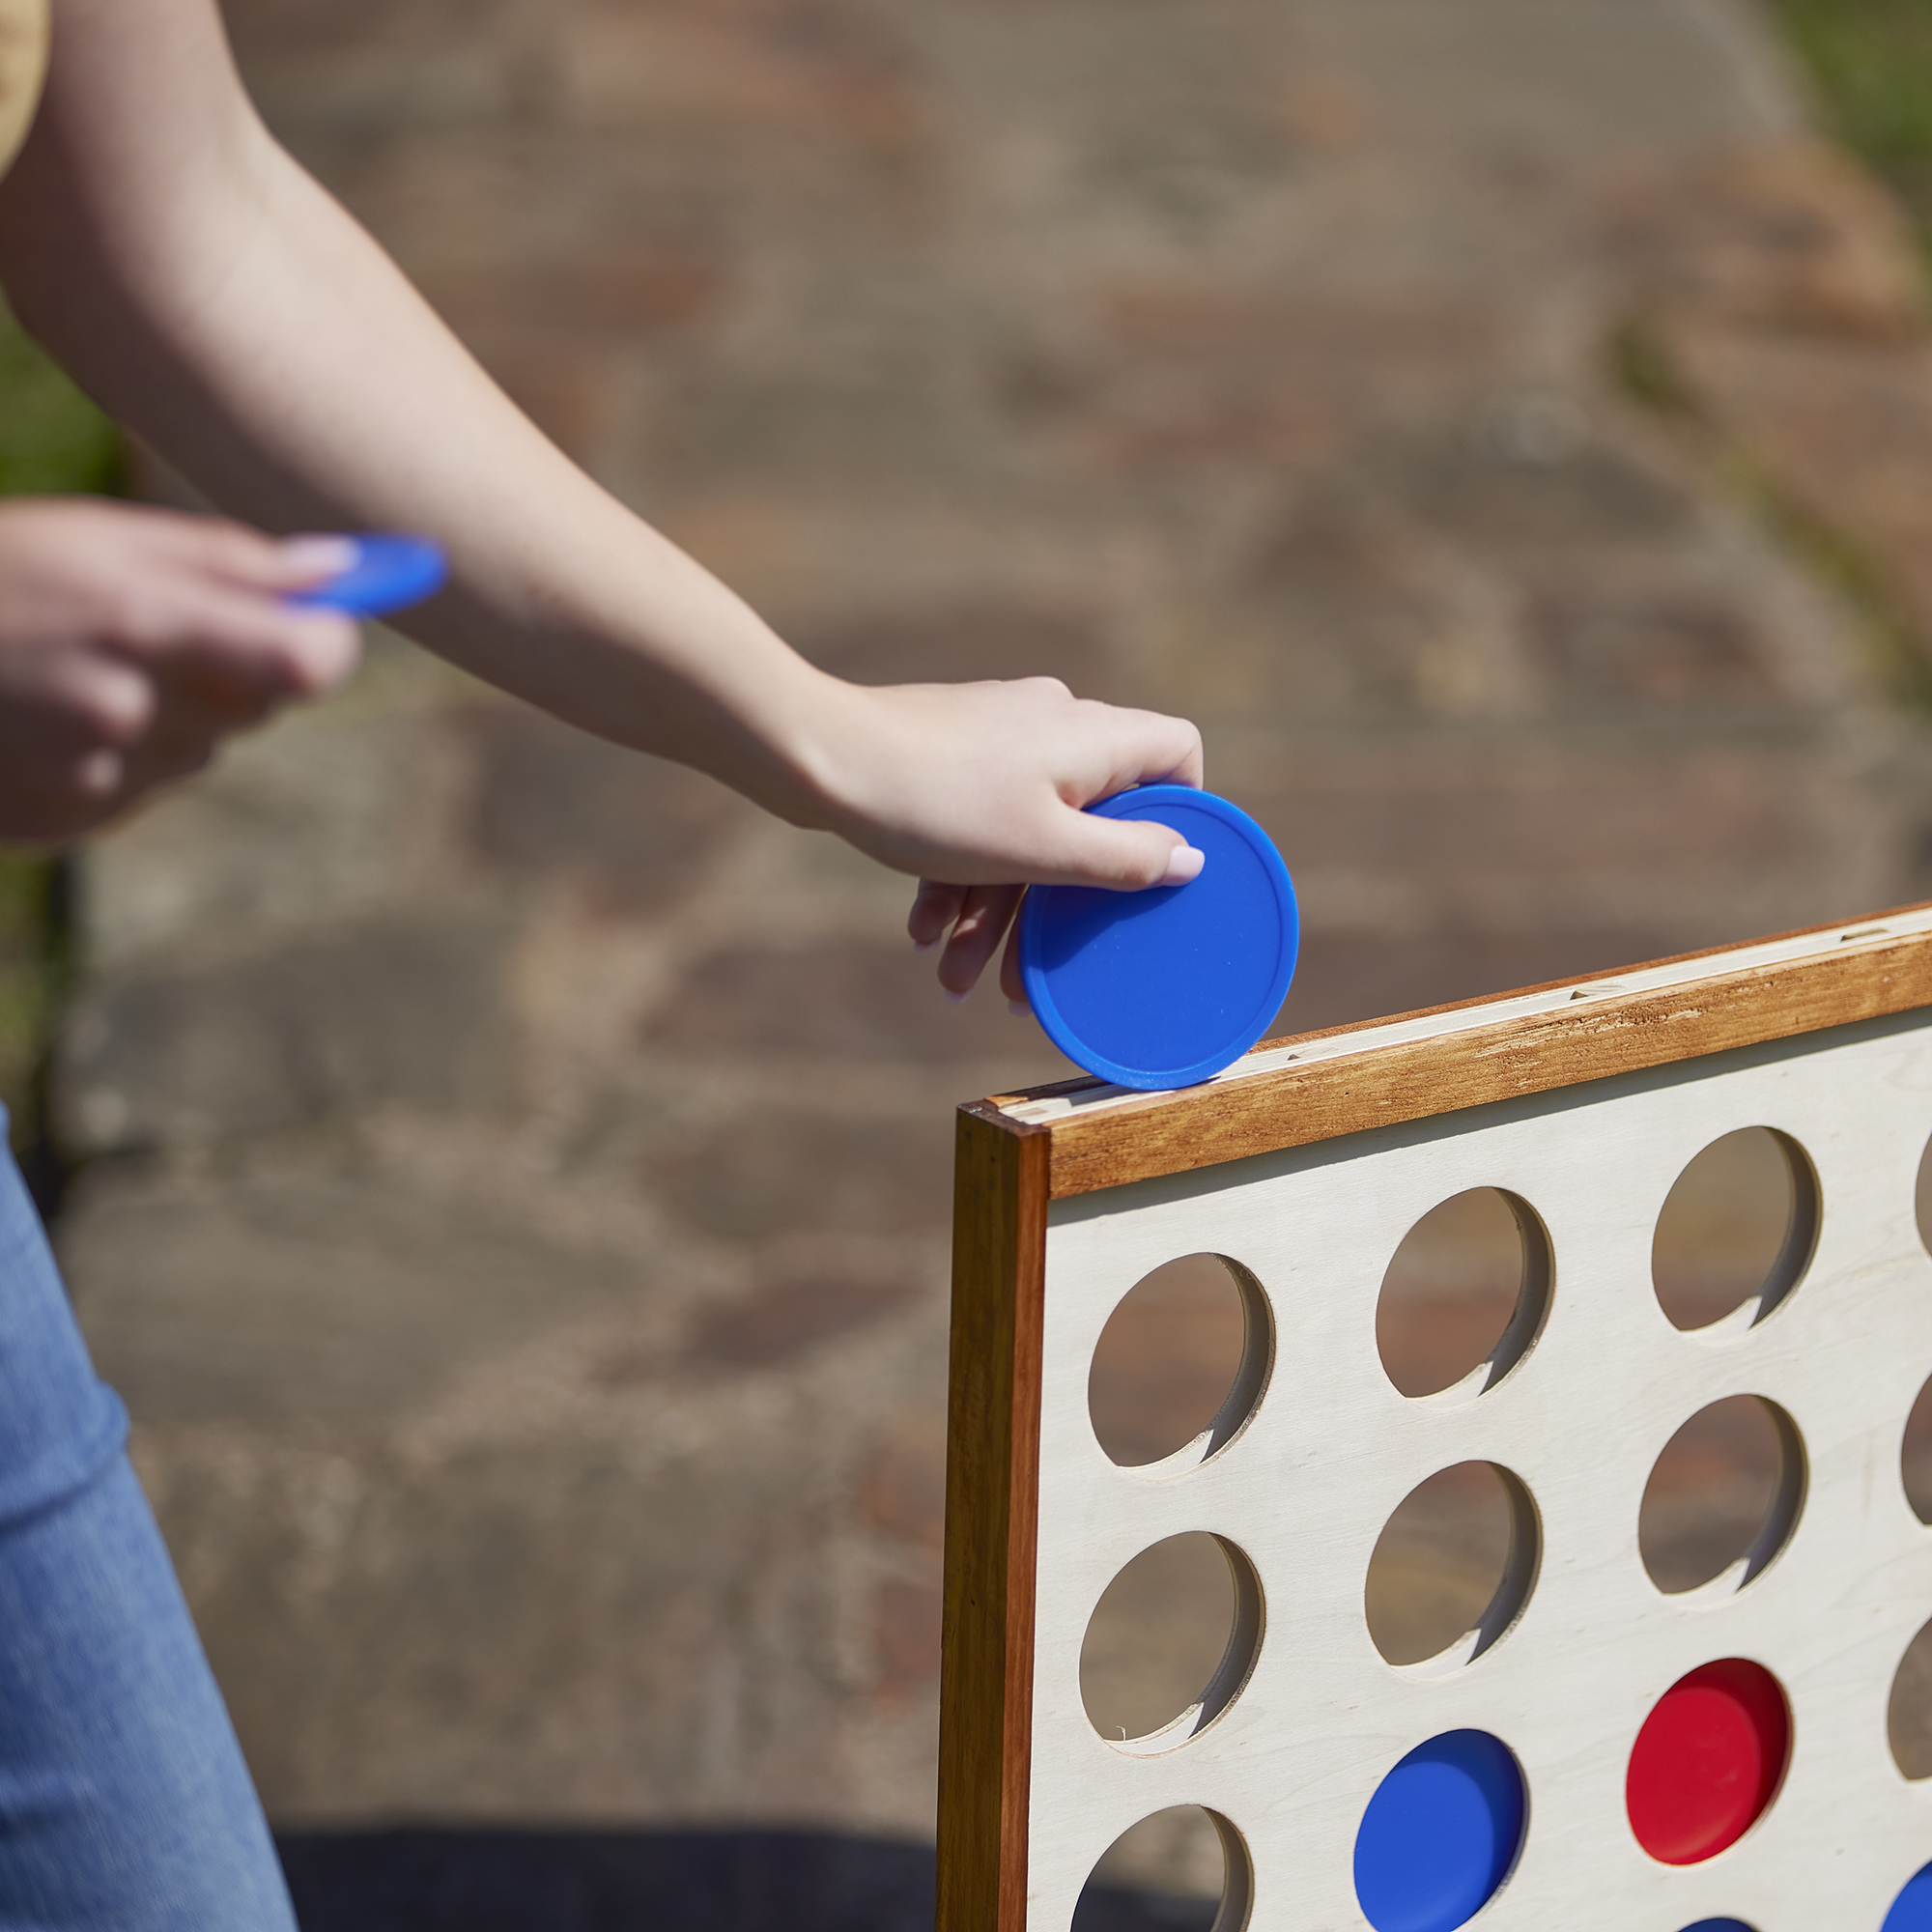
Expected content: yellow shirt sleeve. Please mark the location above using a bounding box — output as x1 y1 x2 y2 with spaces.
0 0 48 183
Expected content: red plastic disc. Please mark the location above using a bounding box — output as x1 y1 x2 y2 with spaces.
1626 1659 1789 1864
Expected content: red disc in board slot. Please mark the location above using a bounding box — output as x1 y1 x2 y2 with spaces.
1626 1658 1788 1864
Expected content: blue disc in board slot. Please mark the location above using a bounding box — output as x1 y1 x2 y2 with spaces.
1018 784 1297 1092
1354 1729 1525 1932
1886 1863 1932 1932
287 534 447 620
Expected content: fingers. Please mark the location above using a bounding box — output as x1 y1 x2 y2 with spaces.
0 503 371 843
908 877 1028 1003
72 748 126 805
1047 809 1207 892
99 522 365 723
907 879 965 951
904 886 1033 1011
1094 702 1205 797
1160 717 1206 790
235 531 360 594
938 883 1023 998
0 642 189 835
825 676 1211 894
278 609 363 694
892 677 1211 1009
73 507 363 699
132 510 357 596
1000 920 1027 1006
126 676 273 781
139 602 362 710
0 643 156 761
65 650 157 748
1002 696 1208 888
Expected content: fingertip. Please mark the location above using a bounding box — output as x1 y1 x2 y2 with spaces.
1070 816 1206 891
999 918 1028 1005
278 534 359 583
84 663 159 746
1160 842 1206 886
1007 999 1030 1018
943 986 970 1006
72 747 124 802
907 878 964 949
1162 720 1208 791
217 529 358 592
283 614 363 696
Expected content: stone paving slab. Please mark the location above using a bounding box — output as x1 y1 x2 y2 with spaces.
49 0 1932 1887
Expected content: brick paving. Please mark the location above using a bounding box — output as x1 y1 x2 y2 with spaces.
45 0 1932 1910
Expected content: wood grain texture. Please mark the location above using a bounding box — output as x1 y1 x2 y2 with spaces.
992 905 1932 1197
936 1105 1050 1932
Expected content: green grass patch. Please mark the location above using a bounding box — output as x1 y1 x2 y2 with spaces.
0 299 118 1149
0 857 63 1148
1769 0 1932 238
0 300 119 498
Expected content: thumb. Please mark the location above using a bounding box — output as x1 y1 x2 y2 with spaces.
1054 811 1206 891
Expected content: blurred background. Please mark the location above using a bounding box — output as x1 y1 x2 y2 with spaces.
12 0 1932 1925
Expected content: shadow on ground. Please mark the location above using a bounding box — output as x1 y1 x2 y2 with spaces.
276 1831 1216 1932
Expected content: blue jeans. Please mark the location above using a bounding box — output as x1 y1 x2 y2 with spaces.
0 1122 295 1929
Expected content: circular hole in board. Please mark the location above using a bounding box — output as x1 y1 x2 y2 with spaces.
1886 1862 1932 1932
1364 1462 1539 1669
1353 1729 1525 1932
1902 1373 1932 1526
1888 1615 1932 1780
1074 1805 1250 1932
1089 1255 1272 1470
1626 1659 1789 1865
1376 1188 1549 1400
1638 1396 1804 1596
1651 1127 1816 1332
1080 1532 1264 1751
1677 1922 1756 1931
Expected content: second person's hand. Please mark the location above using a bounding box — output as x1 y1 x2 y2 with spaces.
0 499 361 842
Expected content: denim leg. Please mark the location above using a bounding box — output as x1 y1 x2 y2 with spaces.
0 1127 296 1932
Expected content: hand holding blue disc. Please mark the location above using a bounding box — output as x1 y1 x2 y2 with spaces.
287 533 446 620
1019 786 1297 1091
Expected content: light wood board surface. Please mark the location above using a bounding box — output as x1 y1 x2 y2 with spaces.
941 904 1932 1928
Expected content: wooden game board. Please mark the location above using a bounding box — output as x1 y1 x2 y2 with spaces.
938 902 1932 1931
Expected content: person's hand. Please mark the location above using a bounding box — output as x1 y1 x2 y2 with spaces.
808 675 1205 1006
0 498 361 842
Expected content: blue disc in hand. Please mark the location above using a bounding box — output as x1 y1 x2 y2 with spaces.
288 534 446 620
1019 784 1297 1091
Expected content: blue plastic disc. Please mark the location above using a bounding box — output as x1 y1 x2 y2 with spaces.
1018 785 1297 1091
1353 1729 1526 1932
288 533 446 620
1886 1863 1932 1932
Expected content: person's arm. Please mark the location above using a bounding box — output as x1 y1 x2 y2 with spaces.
0 0 1203 994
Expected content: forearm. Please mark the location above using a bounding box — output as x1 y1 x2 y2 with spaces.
0 9 843 822
0 0 1203 947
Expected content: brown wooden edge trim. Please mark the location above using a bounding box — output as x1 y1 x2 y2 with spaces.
987 897 1932 1125
1030 912 1932 1198
937 1104 1051 1932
